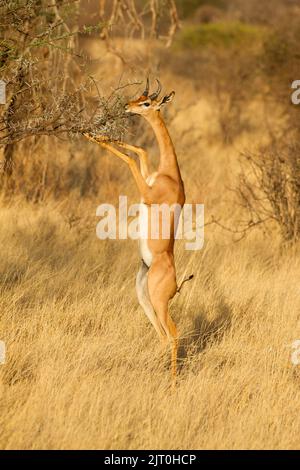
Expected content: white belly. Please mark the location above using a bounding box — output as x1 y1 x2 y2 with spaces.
139 203 152 267
139 205 180 265
146 172 158 186
138 173 157 267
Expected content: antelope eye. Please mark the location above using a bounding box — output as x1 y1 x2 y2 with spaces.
141 102 150 107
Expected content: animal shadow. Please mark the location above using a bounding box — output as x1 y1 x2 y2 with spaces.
177 298 232 369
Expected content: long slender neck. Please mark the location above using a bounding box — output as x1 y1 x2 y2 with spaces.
145 111 180 178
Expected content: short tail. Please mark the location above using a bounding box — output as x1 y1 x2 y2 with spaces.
176 274 194 294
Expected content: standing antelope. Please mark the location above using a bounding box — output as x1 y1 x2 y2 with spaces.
84 79 188 380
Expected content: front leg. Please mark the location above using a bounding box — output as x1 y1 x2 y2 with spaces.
83 134 151 201
89 135 150 179
113 141 149 179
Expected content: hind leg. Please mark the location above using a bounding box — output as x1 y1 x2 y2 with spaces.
147 253 178 379
151 301 178 380
136 261 166 341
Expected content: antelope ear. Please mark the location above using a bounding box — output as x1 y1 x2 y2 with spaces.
155 91 175 109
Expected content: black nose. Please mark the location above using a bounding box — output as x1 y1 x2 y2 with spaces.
124 104 134 116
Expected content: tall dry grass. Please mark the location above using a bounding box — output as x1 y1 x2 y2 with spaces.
1 7 300 447
0 200 299 449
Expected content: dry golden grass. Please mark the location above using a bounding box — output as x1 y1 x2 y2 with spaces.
0 195 299 449
1 34 300 449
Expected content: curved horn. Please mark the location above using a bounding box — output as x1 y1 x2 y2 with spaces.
149 79 162 100
142 77 150 97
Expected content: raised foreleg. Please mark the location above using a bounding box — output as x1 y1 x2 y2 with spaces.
83 134 151 201
114 142 149 179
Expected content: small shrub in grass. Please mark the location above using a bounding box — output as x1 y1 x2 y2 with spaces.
239 142 300 243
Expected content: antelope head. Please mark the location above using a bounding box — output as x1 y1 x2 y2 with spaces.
125 78 175 116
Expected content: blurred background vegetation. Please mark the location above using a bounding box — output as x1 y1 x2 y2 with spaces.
1 0 300 240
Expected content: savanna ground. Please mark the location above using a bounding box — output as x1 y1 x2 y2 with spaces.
1 0 300 449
